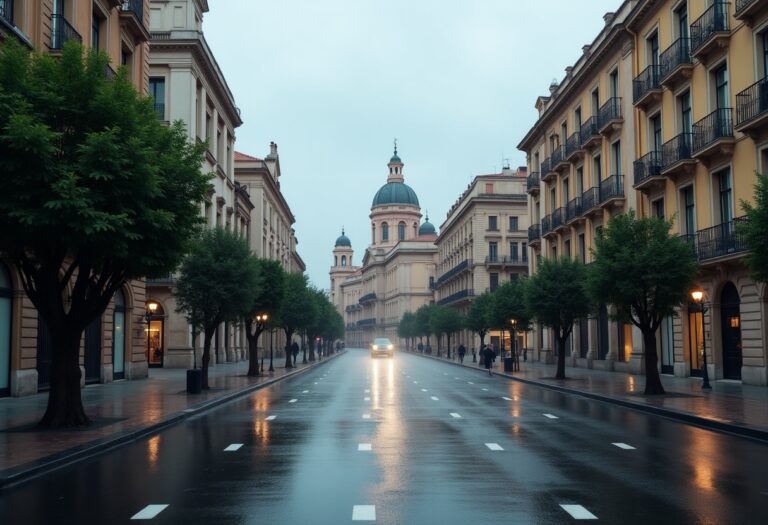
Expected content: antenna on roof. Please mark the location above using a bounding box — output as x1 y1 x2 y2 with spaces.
503 157 511 170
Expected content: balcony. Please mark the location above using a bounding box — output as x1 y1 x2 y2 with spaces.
552 145 569 173
541 157 556 183
581 187 600 216
633 151 664 191
528 224 541 244
690 2 730 62
345 304 362 313
357 318 377 327
598 97 623 135
599 174 625 210
565 197 583 224
485 255 528 268
541 215 553 237
660 38 693 88
661 132 696 177
552 207 566 231
146 274 176 286
1 1 12 25
633 65 662 110
119 0 150 42
51 14 82 50
437 288 475 306
735 0 767 24
695 217 749 262
436 259 469 286
580 117 602 150
526 172 540 195
359 292 377 304
735 77 768 137
565 131 584 162
692 108 734 161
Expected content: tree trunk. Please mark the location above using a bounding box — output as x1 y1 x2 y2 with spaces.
39 327 89 428
202 331 213 389
284 328 294 368
642 329 665 394
446 334 451 359
309 337 316 361
555 333 567 380
246 330 261 376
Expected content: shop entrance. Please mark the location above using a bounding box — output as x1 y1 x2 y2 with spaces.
720 282 742 380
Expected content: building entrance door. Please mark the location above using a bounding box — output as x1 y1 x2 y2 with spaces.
720 282 742 380
84 317 101 384
112 290 125 380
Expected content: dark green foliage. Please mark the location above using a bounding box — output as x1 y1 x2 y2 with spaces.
465 293 493 348
490 279 532 333
243 259 285 375
741 173 768 283
397 311 419 349
276 273 317 367
429 305 463 357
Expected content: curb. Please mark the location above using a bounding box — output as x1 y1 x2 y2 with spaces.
414 352 768 443
0 351 345 490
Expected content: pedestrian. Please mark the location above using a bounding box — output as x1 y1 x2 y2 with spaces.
483 344 495 376
523 348 528 362
418 341 424 353
458 344 466 364
471 347 476 363
291 341 300 366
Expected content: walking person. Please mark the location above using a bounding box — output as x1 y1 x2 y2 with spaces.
417 341 424 353
471 347 476 363
291 341 300 366
483 344 495 376
458 344 466 364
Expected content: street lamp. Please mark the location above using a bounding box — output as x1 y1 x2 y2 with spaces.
256 313 268 376
145 301 158 364
510 319 518 371
269 326 275 372
690 288 712 390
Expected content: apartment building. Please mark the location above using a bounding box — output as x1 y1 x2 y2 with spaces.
520 0 768 386
434 166 530 351
0 0 151 396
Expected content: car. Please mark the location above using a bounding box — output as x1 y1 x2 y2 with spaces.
370 337 395 358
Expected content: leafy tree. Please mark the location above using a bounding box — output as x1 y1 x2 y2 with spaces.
415 303 435 346
243 259 285 376
321 305 344 354
526 257 591 380
0 42 210 427
741 172 768 282
430 306 462 358
466 293 493 350
587 211 698 394
398 311 418 350
175 228 257 389
306 287 329 361
490 280 532 356
276 273 317 368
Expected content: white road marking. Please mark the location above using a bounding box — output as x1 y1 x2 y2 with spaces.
224 444 243 452
468 382 474 385
358 443 372 451
482 388 488 391
450 413 462 418
454 377 460 380
430 396 439 401
362 414 371 419
314 382 318 385
364 397 371 401
421 388 428 392
485 443 504 451
302 390 309 394
612 442 636 450
543 413 559 419
131 505 169 520
560 504 598 520
352 505 376 521
365 389 370 393
266 415 277 421
289 399 298 403
413 381 418 384
502 396 512 401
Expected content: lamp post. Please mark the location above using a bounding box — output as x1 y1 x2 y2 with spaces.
145 301 158 364
269 327 275 372
691 288 712 390
256 313 268 376
510 319 518 371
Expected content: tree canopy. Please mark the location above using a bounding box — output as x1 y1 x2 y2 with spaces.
276 272 317 367
465 293 493 348
243 258 285 375
741 172 768 283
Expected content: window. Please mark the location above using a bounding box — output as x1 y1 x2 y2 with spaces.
149 78 165 120
716 168 732 224
341 255 347 267
561 121 568 144
650 114 662 151
91 13 102 50
381 223 388 242
550 187 557 211
763 31 768 78
578 234 586 263
647 31 660 66
679 90 692 133
522 242 528 261
574 107 582 129
488 216 498 231
485 183 494 193
682 186 695 235
398 222 405 241
509 216 519 231
714 64 729 110
565 240 571 258
653 198 665 219
510 242 519 261
576 166 584 195
593 154 602 184
112 290 126 380
551 245 557 259
488 242 498 261
490 273 499 292
611 141 621 175
591 88 600 115
334 256 338 266
1 0 13 24
675 3 688 39
609 70 619 98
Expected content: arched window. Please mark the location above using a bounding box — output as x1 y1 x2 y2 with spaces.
112 289 126 380
341 255 347 267
0 263 12 396
381 222 389 242
398 222 406 240
335 255 338 267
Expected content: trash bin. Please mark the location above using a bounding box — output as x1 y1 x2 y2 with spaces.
503 357 513 372
186 368 203 394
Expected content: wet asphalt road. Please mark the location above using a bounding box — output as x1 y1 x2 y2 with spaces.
2 349 768 525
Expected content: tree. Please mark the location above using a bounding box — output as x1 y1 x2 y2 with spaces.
0 42 210 427
276 273 317 368
415 303 434 346
526 257 591 380
306 287 329 361
466 293 493 350
398 312 418 350
430 306 463 358
587 211 698 394
243 259 285 376
175 228 257 389
490 280 532 358
741 172 768 283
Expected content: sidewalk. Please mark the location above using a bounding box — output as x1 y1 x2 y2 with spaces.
0 353 342 488
419 352 768 441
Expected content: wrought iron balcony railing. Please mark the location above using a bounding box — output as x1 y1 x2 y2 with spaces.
120 0 144 21
436 259 469 286
540 157 552 175
735 0 757 16
528 224 541 242
633 151 663 187
661 132 693 169
580 117 600 147
541 215 552 235
51 14 82 50
526 172 540 192
1 0 13 24
598 97 622 131
437 289 475 306
659 37 692 81
692 108 733 154
565 131 582 159
485 255 528 266
695 217 749 261
599 174 624 204
566 197 582 222
633 65 662 105
690 2 730 55
552 207 565 229
357 318 376 327
581 187 599 212
359 292 377 304
735 76 768 128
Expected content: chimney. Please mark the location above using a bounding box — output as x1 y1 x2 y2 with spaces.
603 12 615 25
549 80 559 95
582 44 591 56
270 142 278 156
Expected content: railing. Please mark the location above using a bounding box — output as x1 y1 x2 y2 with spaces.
436 259 469 286
552 207 565 229
598 97 622 129
551 145 566 167
437 289 474 306
359 292 377 304
526 172 540 192
690 2 730 54
1 0 13 24
566 197 582 222
565 131 582 158
580 116 600 146
692 108 733 154
695 217 749 261
485 255 527 266
736 0 756 15
735 76 768 128
528 224 541 242
51 14 82 50
541 157 552 175
345 304 362 312
659 38 692 80
541 215 552 235
599 174 624 203
661 132 693 168
633 151 662 186
153 102 166 120
120 0 144 22
146 274 176 285
582 187 599 211
357 318 376 327
633 65 662 104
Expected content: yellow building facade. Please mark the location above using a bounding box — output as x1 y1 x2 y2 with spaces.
520 0 768 386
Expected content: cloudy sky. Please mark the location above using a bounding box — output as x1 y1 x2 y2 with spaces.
203 0 619 288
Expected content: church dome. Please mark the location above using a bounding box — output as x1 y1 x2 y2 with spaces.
372 182 420 207
418 218 436 236
335 229 351 247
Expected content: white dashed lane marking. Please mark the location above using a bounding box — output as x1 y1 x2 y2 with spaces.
430 396 439 401
482 388 488 391
364 397 371 401
289 399 298 403
352 505 376 521
543 413 559 419
365 389 370 393
468 382 474 385
358 443 372 451
362 414 371 419
485 443 504 451
502 396 512 401
302 390 309 394
131 505 169 520
421 388 428 392
224 444 243 452
612 442 636 450
450 413 462 418
266 415 277 421
560 504 598 520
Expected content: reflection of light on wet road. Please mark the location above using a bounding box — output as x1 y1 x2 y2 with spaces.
147 435 161 472
372 359 380 409
372 356 406 495
253 419 271 448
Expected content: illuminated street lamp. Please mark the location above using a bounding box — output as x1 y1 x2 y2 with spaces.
690 288 711 390
256 313 268 375
510 319 518 372
145 301 158 364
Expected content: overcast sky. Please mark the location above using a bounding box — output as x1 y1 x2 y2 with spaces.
203 0 619 289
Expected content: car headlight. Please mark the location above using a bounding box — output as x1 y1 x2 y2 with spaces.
387 345 393 350
372 345 378 350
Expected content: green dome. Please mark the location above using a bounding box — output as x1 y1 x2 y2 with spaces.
418 220 436 236
335 229 351 247
390 153 402 163
372 182 419 207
